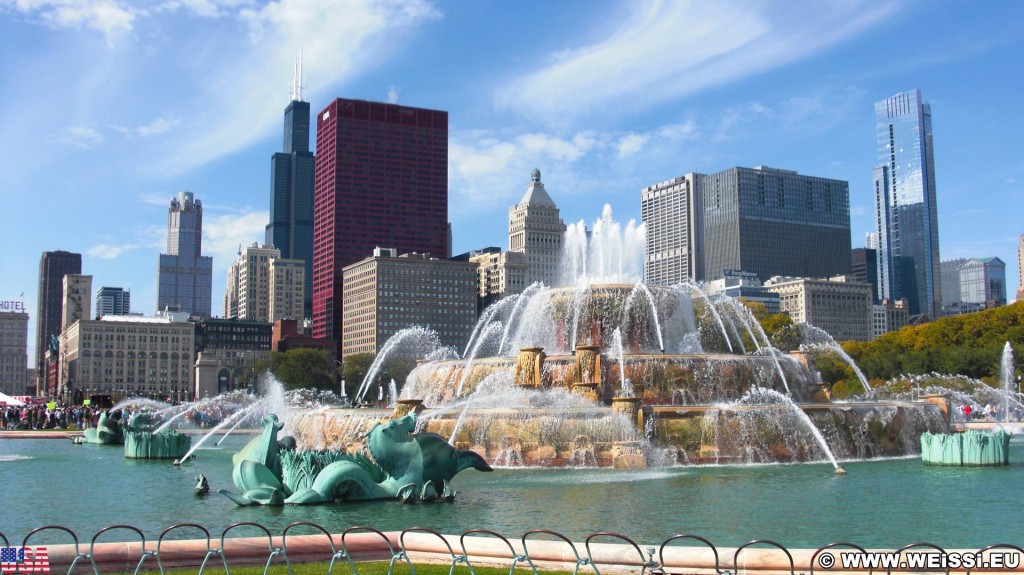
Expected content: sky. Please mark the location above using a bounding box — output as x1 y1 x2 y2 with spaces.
2 0 1024 365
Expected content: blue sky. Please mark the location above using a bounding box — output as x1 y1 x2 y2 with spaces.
3 0 1023 363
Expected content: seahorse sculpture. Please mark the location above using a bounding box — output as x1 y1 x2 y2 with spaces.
221 412 492 506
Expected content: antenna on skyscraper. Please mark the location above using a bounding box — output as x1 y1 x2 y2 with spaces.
290 48 306 102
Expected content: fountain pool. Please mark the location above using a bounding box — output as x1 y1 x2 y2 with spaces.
2 433 1022 548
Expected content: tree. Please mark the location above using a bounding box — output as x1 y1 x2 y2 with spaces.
742 300 795 347
269 348 337 391
341 352 375 397
842 302 1024 380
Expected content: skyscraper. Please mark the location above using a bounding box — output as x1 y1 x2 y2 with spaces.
95 286 131 318
509 168 566 287
873 89 941 317
157 191 213 317
313 99 449 341
223 243 305 322
642 174 701 284
641 166 850 285
35 250 81 382
266 56 315 320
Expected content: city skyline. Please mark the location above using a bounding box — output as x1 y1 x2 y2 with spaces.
3 2 1023 362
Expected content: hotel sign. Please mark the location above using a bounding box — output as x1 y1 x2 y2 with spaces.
0 300 25 312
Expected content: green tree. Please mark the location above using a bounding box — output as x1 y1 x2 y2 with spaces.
269 348 337 391
742 300 795 347
341 352 375 398
843 302 1024 380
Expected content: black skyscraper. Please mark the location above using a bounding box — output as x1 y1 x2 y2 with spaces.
35 250 82 382
266 58 315 320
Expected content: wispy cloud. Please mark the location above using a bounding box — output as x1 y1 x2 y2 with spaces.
203 209 269 270
1 0 138 43
152 0 440 174
156 0 254 18
386 85 400 104
449 120 699 214
58 125 105 148
496 1 897 124
112 116 181 137
87 243 141 259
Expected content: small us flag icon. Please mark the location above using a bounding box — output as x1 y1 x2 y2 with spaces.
1 547 49 574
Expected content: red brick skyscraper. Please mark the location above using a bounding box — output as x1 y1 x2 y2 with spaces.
312 99 449 343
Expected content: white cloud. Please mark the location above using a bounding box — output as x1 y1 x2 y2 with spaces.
58 125 105 148
87 243 140 259
155 0 440 174
157 0 253 18
449 121 698 213
387 85 400 104
2 0 138 42
112 116 180 137
616 133 649 158
496 1 898 124
202 210 270 270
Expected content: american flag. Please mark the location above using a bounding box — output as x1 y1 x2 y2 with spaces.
0 547 49 574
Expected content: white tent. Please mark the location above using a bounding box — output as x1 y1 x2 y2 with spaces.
0 391 25 406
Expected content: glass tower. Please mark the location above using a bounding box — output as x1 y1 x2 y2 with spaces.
873 89 941 317
266 95 314 320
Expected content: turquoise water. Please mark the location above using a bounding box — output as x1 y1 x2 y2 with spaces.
3 435 1022 549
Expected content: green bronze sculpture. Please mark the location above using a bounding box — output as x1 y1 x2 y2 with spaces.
83 410 125 444
220 412 492 506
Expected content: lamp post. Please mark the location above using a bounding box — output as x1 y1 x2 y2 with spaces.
335 360 347 406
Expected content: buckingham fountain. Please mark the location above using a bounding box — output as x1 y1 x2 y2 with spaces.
288 206 946 471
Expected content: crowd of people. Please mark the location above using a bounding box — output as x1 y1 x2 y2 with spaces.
1 402 238 431
957 403 1023 422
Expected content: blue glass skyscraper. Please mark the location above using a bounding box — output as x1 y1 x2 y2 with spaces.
873 89 941 317
266 57 314 320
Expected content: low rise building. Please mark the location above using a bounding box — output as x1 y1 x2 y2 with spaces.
872 298 910 339
763 276 873 342
58 311 195 404
0 302 29 397
194 317 273 395
704 270 780 314
341 248 478 357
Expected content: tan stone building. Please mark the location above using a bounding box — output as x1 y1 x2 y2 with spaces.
62 274 92 330
468 249 529 310
341 248 478 357
224 243 305 322
0 304 29 396
873 297 910 339
509 168 566 287
59 312 196 403
763 276 873 342
269 257 305 321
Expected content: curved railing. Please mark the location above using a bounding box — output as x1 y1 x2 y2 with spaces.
0 524 1020 574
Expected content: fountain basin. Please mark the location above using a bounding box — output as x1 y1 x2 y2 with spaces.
921 429 1012 466
289 400 945 467
124 430 192 459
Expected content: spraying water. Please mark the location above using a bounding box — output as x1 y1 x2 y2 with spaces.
685 283 733 353
497 282 543 355
1001 342 1014 424
612 328 633 397
624 283 665 352
356 327 443 405
455 322 506 398
740 387 841 471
